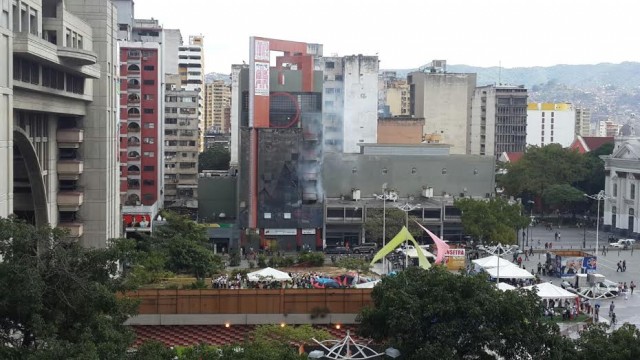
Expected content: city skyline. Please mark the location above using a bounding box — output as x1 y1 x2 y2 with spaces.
134 0 640 73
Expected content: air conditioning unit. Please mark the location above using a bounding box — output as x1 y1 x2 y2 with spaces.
352 188 361 201
421 187 434 198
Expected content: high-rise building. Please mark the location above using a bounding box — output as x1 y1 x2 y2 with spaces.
321 55 378 153
163 75 199 210
236 37 324 251
575 107 591 137
408 61 477 154
378 71 410 117
526 103 576 147
1 0 120 247
115 12 164 235
178 35 204 151
229 63 247 170
204 80 230 134
469 85 528 157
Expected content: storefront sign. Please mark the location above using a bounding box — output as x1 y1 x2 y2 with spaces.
302 229 316 235
445 249 466 257
264 228 296 236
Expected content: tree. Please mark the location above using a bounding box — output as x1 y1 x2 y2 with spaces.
455 198 530 245
0 218 138 359
198 144 230 171
542 184 586 219
575 142 614 196
364 208 421 246
498 144 587 210
131 341 177 360
335 257 372 278
575 323 640 359
357 267 567 360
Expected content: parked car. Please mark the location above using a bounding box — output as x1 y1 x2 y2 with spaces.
324 246 351 255
352 243 378 254
596 279 620 295
609 239 636 249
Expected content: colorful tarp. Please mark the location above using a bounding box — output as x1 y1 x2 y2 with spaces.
370 226 431 269
414 221 450 264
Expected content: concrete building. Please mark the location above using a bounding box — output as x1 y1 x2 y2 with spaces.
526 102 575 147
115 11 165 236
377 117 425 144
378 71 410 117
162 28 182 75
469 85 528 157
203 131 230 150
603 137 640 237
407 61 477 155
321 55 378 154
163 75 199 210
178 35 204 151
204 80 230 134
229 63 247 170
575 107 591 137
598 120 622 137
322 144 496 246
1 0 120 247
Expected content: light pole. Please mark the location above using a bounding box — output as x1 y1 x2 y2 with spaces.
527 200 534 247
396 201 421 269
373 183 388 273
585 190 608 255
583 215 588 249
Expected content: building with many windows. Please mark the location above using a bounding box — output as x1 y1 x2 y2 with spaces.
204 80 230 134
163 75 199 210
603 137 640 237
178 35 204 150
575 107 591 137
469 85 528 157
1 0 120 247
526 102 575 147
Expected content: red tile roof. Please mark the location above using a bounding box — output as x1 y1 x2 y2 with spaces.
130 324 364 348
581 136 614 152
505 152 524 163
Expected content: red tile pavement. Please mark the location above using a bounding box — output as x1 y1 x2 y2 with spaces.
131 324 364 348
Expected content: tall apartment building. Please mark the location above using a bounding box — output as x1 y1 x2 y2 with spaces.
115 11 165 235
178 35 204 151
408 61 477 154
1 0 120 247
575 107 591 137
526 103 576 147
229 63 247 170
378 71 410 117
163 75 199 209
469 85 528 157
204 80 230 134
321 55 378 153
598 120 622 137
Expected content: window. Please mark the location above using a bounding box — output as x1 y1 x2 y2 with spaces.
264 213 272 219
614 184 618 197
632 184 636 200
143 108 154 114
143 180 155 186
143 193 154 201
144 94 154 100
143 123 155 128
143 151 155 157
325 62 335 69
143 79 154 85
143 137 155 144
165 118 177 124
143 166 154 171
325 88 335 94
143 65 155 71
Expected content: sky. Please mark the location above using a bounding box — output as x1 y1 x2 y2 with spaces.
133 0 640 74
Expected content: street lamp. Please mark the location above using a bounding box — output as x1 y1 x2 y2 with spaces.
584 190 608 255
583 215 588 249
374 183 388 273
396 201 421 269
526 200 534 247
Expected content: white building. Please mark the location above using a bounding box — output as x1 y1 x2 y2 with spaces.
575 107 591 137
526 103 576 147
178 35 204 150
603 137 640 237
321 55 378 153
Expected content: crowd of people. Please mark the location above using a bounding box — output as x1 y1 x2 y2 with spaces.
211 271 371 290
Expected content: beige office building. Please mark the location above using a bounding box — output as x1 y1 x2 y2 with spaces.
204 80 230 134
1 0 120 247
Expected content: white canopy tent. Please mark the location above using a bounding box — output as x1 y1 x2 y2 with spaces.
523 282 577 300
247 267 292 282
485 264 535 279
354 280 381 289
472 255 515 270
405 247 436 260
496 282 516 291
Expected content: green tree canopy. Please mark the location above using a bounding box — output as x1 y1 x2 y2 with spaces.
542 184 586 213
364 208 421 246
198 144 231 171
357 267 569 360
0 218 138 359
455 197 530 245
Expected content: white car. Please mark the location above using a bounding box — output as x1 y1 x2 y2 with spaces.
609 239 636 249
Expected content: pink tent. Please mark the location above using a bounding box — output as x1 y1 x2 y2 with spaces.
415 221 450 264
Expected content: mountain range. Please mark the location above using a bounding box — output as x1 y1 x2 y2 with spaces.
206 62 640 124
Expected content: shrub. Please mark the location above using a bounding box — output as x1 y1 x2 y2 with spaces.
298 252 325 267
283 256 296 267
248 261 256 269
257 254 267 268
228 251 241 267
189 279 208 289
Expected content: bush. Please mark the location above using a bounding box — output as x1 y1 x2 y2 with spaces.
257 254 267 268
297 252 325 267
249 261 256 269
229 268 249 280
228 251 241 267
283 256 296 267
189 279 208 289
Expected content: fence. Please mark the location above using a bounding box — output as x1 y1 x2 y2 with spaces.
123 289 374 315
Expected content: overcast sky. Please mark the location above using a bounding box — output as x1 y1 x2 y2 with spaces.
134 0 640 74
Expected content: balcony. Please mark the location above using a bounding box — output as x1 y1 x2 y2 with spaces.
57 160 84 180
57 46 98 66
58 222 84 238
13 32 58 64
56 129 84 149
57 191 84 211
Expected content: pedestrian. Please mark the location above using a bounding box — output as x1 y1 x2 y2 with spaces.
603 245 607 255
617 261 622 272
537 262 542 275
529 246 534 256
631 281 636 294
524 251 529 261
623 260 627 272
555 232 559 241
558 232 561 241
537 239 541 248
609 301 615 317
